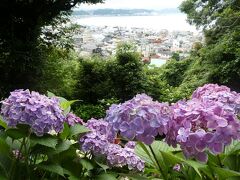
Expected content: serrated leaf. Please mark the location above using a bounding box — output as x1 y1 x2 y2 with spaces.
160 151 182 165
30 136 58 149
38 164 64 177
212 167 240 180
135 141 180 168
69 124 90 137
135 142 155 167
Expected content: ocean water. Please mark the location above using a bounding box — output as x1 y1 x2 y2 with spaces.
150 59 167 67
72 14 197 32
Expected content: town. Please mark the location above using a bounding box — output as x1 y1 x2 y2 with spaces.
73 25 202 66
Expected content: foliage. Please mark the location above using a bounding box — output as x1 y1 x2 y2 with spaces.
109 43 147 101
144 57 202 103
75 43 147 103
73 98 120 121
74 56 114 104
36 47 79 99
179 0 240 91
0 0 102 98
1 84 240 179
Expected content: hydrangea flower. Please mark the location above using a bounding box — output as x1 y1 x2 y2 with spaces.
79 119 144 171
192 84 240 115
65 113 84 126
125 141 136 149
79 119 116 154
105 143 145 171
166 99 240 162
105 94 172 144
173 164 181 172
1 89 65 136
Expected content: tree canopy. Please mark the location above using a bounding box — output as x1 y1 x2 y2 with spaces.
180 0 240 44
0 0 102 97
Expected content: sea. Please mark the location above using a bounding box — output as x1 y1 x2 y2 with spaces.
71 14 197 32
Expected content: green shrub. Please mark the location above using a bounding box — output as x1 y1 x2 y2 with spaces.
36 47 79 98
74 43 147 103
73 98 120 121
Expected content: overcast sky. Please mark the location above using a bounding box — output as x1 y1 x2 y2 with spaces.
77 0 184 10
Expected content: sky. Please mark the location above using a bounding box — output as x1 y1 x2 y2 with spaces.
77 0 184 10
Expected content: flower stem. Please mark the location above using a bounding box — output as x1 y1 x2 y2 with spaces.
217 155 223 168
149 145 166 179
9 137 25 180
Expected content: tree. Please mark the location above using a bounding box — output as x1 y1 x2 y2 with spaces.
109 43 147 101
0 0 102 97
180 0 240 44
179 0 240 91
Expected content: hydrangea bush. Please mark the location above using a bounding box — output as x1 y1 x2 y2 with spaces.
0 84 240 179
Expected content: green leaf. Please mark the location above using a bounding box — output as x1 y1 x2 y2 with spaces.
119 173 148 180
0 154 11 178
160 151 182 166
60 100 79 115
60 100 79 110
54 140 73 154
225 140 240 155
0 116 7 129
38 164 64 177
0 138 10 156
184 159 206 178
135 142 155 167
69 124 90 137
6 128 27 139
0 175 7 180
30 135 58 149
135 141 180 168
95 161 109 172
80 158 94 171
212 167 240 180
47 91 56 98
96 173 117 180
60 123 70 139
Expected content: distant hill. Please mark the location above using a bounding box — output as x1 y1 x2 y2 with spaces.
72 8 181 16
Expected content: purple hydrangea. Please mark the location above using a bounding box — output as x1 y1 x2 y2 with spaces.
173 164 181 172
79 119 144 171
192 84 240 115
166 99 240 162
65 113 84 126
105 143 145 171
79 119 116 154
125 141 137 149
1 89 65 136
12 149 24 160
105 94 172 145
